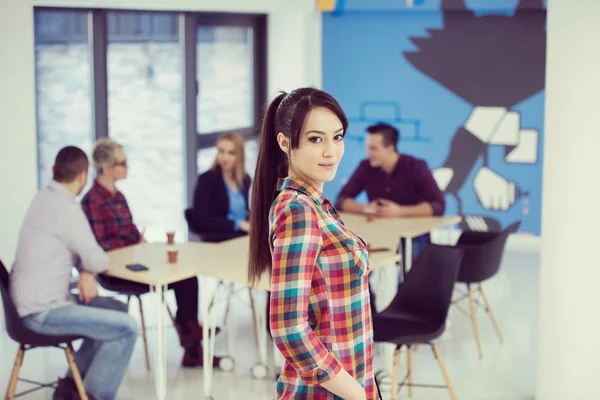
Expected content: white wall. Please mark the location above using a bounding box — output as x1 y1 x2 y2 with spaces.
0 0 321 332
536 0 600 398
0 1 38 271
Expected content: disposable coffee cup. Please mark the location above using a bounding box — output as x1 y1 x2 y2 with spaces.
167 247 178 263
167 231 175 245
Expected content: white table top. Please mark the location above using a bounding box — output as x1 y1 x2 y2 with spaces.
106 237 399 290
106 215 458 289
339 212 461 245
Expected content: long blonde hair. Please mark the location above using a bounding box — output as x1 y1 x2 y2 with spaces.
211 132 246 187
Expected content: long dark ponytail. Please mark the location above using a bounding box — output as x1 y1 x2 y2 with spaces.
248 92 287 285
247 88 348 285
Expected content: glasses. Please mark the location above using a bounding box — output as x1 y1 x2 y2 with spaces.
113 160 128 168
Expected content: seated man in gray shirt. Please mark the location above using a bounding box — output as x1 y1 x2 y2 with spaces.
9 146 138 400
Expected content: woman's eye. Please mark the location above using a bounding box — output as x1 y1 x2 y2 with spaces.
334 134 344 141
308 136 322 143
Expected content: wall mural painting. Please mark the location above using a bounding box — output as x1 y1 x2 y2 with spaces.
323 0 547 234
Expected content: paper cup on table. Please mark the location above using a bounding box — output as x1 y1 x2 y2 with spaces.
166 231 175 245
167 246 179 263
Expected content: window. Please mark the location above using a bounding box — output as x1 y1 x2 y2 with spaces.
196 26 255 134
33 8 267 240
34 9 92 189
106 11 184 242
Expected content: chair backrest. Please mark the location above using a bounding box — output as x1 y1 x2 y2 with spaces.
388 244 465 326
0 259 30 343
456 220 521 283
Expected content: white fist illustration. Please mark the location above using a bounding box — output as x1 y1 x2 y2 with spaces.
473 167 515 211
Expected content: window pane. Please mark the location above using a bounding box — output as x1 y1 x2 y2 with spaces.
107 12 184 243
35 10 92 189
245 139 258 178
196 26 254 134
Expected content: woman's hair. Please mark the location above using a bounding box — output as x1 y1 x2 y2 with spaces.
247 87 348 285
211 132 246 186
92 138 123 174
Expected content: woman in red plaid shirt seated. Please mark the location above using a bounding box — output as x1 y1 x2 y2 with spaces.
248 88 380 400
81 138 218 368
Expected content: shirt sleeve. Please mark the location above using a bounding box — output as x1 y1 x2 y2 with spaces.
270 202 343 385
81 197 128 251
415 159 446 215
63 206 108 274
120 197 141 244
334 161 368 210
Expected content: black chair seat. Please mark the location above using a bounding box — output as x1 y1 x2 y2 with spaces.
2 259 90 399
373 311 445 345
373 244 464 346
371 245 465 400
13 329 84 347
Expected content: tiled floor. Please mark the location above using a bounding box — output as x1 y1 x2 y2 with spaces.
1 248 539 399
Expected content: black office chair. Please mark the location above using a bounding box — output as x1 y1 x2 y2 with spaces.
373 245 465 400
1 259 89 400
94 274 177 372
451 220 521 359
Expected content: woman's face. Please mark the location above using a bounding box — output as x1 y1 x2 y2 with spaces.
109 148 128 182
285 106 345 190
216 139 237 173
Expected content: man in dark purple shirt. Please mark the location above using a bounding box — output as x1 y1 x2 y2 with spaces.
336 123 445 219
336 123 445 311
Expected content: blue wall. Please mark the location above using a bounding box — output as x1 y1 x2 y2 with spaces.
322 0 546 235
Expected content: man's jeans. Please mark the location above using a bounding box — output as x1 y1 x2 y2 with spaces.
22 296 138 400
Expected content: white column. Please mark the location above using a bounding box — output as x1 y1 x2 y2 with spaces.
537 1 600 399
0 0 37 334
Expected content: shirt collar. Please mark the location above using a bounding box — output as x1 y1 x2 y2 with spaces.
277 177 327 207
47 180 77 202
92 179 119 199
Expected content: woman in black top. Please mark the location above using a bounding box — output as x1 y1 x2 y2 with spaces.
189 131 252 241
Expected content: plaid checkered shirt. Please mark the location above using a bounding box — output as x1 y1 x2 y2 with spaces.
269 177 376 399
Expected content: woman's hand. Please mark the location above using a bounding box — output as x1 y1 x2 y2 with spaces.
239 221 250 233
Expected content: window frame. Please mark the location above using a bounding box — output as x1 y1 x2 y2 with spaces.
33 7 267 207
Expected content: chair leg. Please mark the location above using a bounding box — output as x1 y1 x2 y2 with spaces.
391 346 401 400
223 283 234 326
137 295 151 372
406 345 413 397
5 345 25 400
431 344 457 400
478 284 504 344
65 344 88 400
166 303 176 327
467 285 483 360
248 288 260 349
207 280 223 312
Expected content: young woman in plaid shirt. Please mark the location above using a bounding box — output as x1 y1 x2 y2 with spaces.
248 88 380 400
